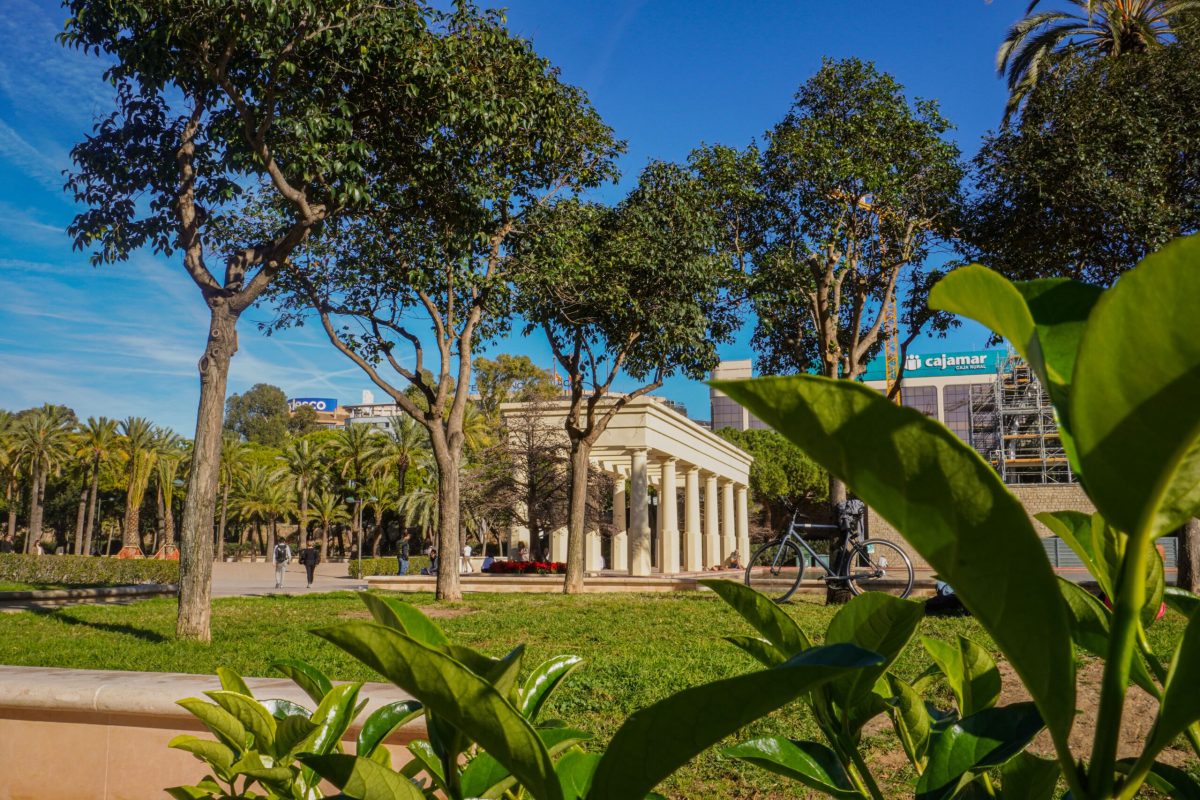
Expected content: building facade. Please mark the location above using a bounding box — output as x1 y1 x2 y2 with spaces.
709 360 769 431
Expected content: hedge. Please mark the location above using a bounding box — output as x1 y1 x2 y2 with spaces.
0 554 179 586
346 556 431 578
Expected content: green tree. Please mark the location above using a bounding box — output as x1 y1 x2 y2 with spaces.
74 416 119 556
224 384 291 448
329 424 380 560
997 0 1197 121
0 411 18 543
153 429 187 550
61 0 438 641
118 417 158 553
273 7 621 601
17 407 75 553
514 160 740 592
286 404 321 438
230 465 295 558
216 434 249 561
474 354 557 418
715 428 827 533
279 436 326 548
309 488 351 562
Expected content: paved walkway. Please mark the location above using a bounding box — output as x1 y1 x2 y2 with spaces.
210 560 368 597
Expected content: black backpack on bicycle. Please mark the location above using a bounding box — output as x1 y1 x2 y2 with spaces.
835 498 866 542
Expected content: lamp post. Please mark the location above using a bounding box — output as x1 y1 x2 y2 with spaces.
346 480 361 580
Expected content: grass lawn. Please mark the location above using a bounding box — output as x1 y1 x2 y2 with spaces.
0 581 112 591
0 589 1190 798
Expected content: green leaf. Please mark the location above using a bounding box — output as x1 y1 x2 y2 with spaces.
300 753 424 800
275 714 318 761
406 739 448 793
825 593 924 712
261 698 312 720
922 636 1001 717
313 621 562 800
270 659 333 705
356 700 423 758
714 375 1076 746
1145 543 1167 629
217 667 253 698
358 591 449 648
1148 607 1200 755
556 750 600 800
306 682 364 757
461 728 591 799
1165 587 1200 618
588 643 882 800
1037 511 1106 593
205 690 277 752
519 655 585 722
168 735 234 779
1119 758 1200 800
917 702 1045 800
177 698 249 754
722 737 861 799
699 578 812 655
722 635 786 667
998 752 1060 800
165 778 225 800
1070 234 1200 540
887 674 932 768
1058 579 1159 696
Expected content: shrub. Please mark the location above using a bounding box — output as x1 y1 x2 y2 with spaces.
0 554 178 587
346 556 430 579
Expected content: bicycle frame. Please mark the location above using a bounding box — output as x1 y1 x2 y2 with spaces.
776 520 843 578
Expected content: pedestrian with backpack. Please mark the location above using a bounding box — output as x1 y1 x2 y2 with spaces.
273 537 293 589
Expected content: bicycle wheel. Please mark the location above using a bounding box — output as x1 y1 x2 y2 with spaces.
846 539 914 599
745 539 804 602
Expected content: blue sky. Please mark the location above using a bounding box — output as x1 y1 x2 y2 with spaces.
0 0 1019 433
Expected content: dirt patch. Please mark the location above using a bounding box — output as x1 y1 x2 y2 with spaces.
338 605 476 621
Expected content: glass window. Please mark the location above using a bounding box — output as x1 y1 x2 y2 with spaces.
943 385 971 443
901 385 938 418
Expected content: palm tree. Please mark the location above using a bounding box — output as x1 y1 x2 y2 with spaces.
0 411 20 544
74 417 119 556
998 0 1199 120
216 435 249 561
461 402 495 453
373 418 429 546
309 488 351 561
362 474 399 557
397 471 439 545
17 406 75 553
118 417 158 554
153 429 187 552
280 436 327 548
229 465 295 558
330 424 380 558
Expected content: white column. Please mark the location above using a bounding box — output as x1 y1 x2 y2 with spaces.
585 528 601 571
629 449 651 576
721 479 736 563
659 457 680 574
736 484 751 564
683 467 702 571
611 477 628 572
510 462 530 556
551 525 568 563
704 474 721 568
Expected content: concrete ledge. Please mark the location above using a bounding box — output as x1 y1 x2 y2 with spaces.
367 573 708 593
0 583 176 603
0 665 424 800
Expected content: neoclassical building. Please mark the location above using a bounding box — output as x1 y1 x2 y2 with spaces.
502 396 754 575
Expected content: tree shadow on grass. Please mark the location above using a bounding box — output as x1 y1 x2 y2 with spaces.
29 607 168 643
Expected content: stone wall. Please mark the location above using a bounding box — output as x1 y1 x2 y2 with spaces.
866 483 1095 568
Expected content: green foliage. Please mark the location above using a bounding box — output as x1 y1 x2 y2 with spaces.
716 233 1200 798
0 553 177 586
715 427 827 525
225 385 292 449
346 557 430 579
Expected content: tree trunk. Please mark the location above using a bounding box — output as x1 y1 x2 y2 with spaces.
563 438 591 594
1178 518 1200 593
429 426 463 602
825 475 853 605
267 515 276 557
320 523 329 562
122 475 142 549
297 480 308 549
177 300 238 642
26 463 43 554
216 480 229 561
6 479 17 544
155 485 166 551
236 523 248 561
83 462 100 556
164 491 176 547
74 484 88 554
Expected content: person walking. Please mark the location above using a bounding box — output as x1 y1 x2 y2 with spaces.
460 543 473 574
397 533 411 576
298 542 319 588
273 537 293 589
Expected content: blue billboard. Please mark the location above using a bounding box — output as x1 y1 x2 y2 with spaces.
860 349 1005 381
288 397 339 412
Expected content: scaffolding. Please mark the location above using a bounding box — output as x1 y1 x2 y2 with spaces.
969 354 1075 484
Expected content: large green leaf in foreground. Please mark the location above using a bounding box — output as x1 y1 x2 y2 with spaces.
1070 233 1200 540
713 376 1076 748
587 643 882 800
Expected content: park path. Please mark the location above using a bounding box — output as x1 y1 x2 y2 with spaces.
210 560 368 597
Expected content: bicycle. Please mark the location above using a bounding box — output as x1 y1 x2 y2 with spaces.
744 509 914 602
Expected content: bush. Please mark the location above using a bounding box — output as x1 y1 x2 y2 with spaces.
485 559 567 575
0 554 178 586
345 556 430 578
